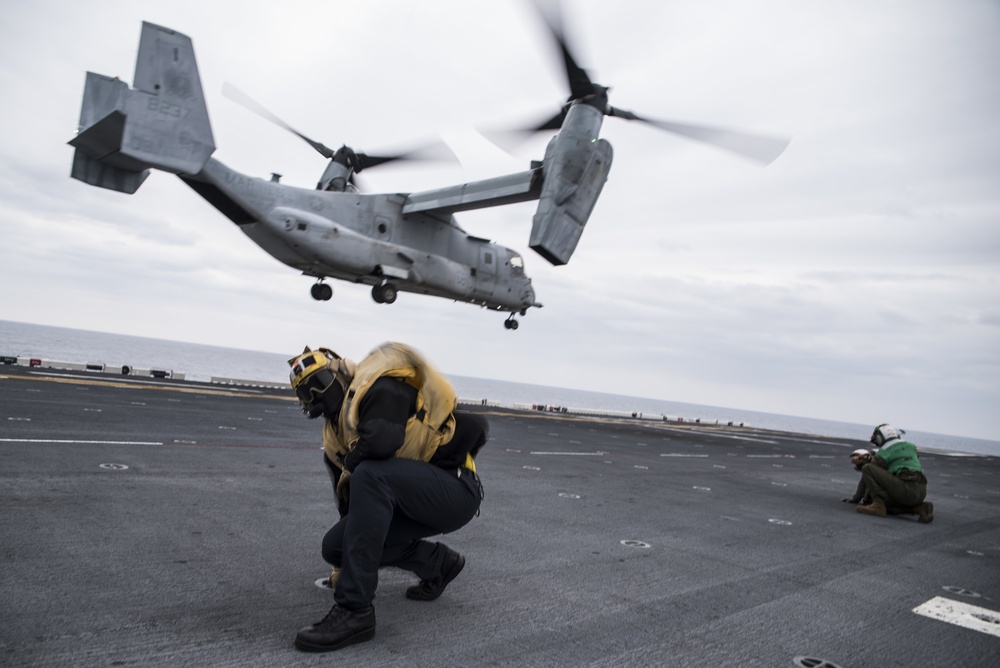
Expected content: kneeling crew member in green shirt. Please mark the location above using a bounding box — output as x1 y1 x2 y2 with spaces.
856 423 934 524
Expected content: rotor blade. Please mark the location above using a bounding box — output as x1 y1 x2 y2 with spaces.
611 107 791 165
354 140 457 172
222 81 335 159
477 110 565 157
531 0 594 100
532 111 568 133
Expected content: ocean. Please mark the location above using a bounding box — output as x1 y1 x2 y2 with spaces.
2 319 998 457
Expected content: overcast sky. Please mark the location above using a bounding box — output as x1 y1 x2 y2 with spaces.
1 0 998 441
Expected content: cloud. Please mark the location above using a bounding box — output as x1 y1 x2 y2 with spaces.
1 0 998 441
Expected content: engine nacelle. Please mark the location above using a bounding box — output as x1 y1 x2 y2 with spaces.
529 104 613 266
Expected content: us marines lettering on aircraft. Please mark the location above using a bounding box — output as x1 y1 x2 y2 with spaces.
68 4 789 329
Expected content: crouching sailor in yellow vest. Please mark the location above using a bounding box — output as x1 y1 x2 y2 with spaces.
856 424 934 524
288 342 488 653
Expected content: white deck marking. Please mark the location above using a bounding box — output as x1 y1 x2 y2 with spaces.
716 435 779 443
913 596 1000 637
530 451 607 456
0 438 162 445
660 453 709 458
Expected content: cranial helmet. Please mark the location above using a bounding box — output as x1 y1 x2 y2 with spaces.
869 423 903 448
287 346 354 418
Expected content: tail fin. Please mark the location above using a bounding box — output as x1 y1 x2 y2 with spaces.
69 22 215 194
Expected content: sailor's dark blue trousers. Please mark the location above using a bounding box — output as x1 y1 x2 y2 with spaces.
321 456 481 610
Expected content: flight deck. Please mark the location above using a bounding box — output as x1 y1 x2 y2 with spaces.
1 366 998 667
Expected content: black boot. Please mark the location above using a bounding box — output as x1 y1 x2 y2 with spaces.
294 604 376 652
406 544 465 601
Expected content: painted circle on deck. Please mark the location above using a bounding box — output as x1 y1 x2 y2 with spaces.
558 492 581 499
314 577 333 590
523 466 541 471
943 586 981 598
768 518 792 526
99 463 129 470
793 657 844 668
620 540 650 549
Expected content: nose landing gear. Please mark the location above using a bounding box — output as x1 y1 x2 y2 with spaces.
504 315 519 330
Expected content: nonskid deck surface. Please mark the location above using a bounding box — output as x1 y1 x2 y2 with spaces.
1 366 998 667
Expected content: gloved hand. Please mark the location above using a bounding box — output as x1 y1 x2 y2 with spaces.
343 448 361 473
336 470 351 507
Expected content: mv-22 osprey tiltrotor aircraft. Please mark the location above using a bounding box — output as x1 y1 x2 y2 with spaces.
68 6 789 329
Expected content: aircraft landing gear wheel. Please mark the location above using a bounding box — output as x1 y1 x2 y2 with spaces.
504 317 519 330
372 282 397 305
311 282 332 301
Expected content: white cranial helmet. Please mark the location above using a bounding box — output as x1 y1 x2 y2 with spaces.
870 423 903 448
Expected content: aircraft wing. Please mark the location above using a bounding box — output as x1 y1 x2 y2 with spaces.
402 167 543 216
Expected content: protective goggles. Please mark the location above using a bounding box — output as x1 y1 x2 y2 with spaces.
294 367 337 404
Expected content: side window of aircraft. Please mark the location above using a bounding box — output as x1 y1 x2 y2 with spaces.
297 222 307 231
508 252 525 276
484 252 493 265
